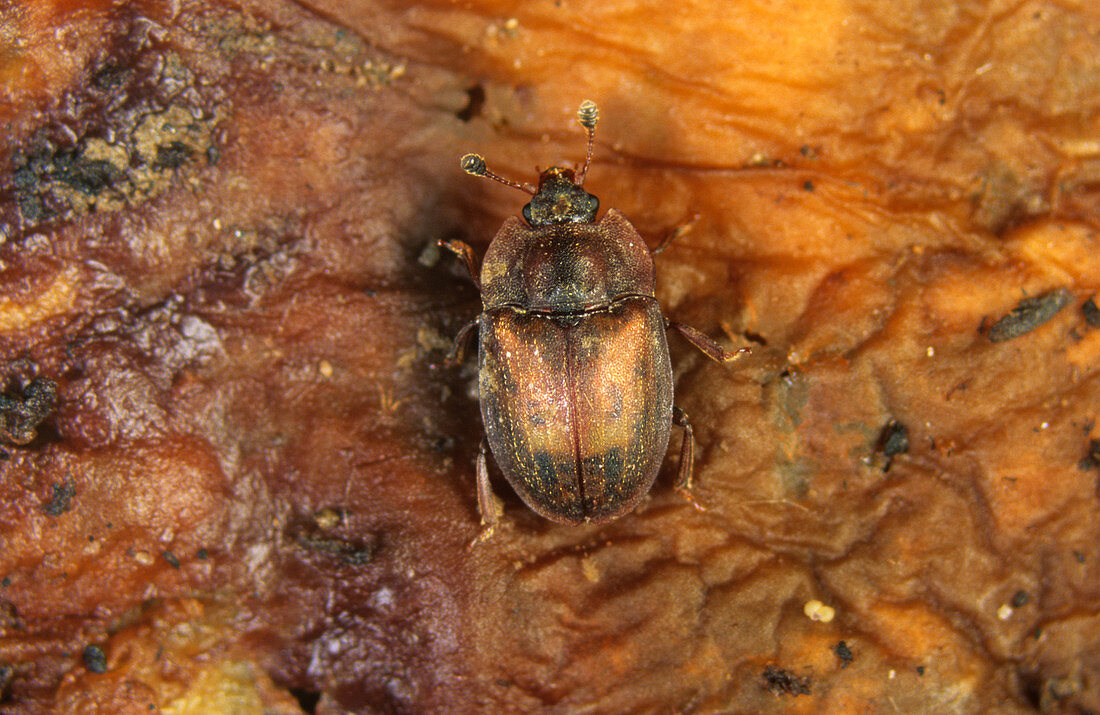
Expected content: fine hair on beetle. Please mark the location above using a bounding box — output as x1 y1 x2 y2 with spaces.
441 100 747 544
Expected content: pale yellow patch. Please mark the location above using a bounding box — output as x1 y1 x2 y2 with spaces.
0 267 79 332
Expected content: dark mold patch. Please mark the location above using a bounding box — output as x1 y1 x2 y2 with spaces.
0 377 58 446
762 664 812 696
1 22 222 238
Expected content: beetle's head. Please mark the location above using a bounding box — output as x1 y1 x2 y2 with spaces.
460 100 602 228
521 167 599 226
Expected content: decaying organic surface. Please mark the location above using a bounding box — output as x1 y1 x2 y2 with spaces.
1 0 1099 712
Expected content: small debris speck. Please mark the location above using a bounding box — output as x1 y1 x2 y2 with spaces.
997 603 1013 620
43 480 76 516
162 551 180 569
1011 590 1030 608
83 645 108 673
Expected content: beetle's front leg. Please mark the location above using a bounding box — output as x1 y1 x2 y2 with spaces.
651 213 701 255
668 321 750 364
672 406 706 512
446 316 479 366
470 439 504 547
437 239 481 289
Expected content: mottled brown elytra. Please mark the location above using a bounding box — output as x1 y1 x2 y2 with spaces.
441 100 746 541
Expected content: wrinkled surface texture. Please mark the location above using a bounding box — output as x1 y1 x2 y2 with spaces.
1 0 1099 712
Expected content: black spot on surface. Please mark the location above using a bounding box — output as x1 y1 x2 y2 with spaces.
456 84 486 123
876 419 909 472
1083 297 1100 328
1078 439 1100 471
290 688 321 713
833 641 854 668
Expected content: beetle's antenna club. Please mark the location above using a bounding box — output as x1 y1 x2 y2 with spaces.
575 99 599 186
460 153 536 195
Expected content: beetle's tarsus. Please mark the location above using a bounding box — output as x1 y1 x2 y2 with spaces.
470 441 503 544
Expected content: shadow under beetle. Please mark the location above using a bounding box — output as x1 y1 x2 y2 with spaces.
441 100 746 541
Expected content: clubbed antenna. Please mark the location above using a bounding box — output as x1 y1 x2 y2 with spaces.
460 153 536 195
575 99 599 186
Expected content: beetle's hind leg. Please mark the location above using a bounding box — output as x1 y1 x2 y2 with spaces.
470 439 504 547
672 406 706 513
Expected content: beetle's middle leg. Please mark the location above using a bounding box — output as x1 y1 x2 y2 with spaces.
672 406 706 512
668 321 750 364
445 317 479 366
470 439 504 546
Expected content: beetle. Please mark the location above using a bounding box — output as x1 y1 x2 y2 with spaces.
440 100 746 540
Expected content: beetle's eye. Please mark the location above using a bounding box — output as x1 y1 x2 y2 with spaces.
522 204 533 225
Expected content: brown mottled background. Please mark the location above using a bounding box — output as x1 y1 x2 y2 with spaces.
1 0 1099 712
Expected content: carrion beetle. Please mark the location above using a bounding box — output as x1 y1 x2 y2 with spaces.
441 100 746 540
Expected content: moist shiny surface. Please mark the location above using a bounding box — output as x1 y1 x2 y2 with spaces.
0 0 1098 712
